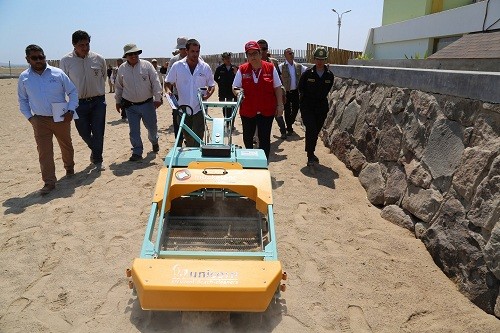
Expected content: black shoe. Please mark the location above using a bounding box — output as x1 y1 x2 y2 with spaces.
152 143 159 153
307 159 315 167
66 168 75 177
280 132 287 140
312 154 319 163
129 154 143 161
90 153 94 163
287 130 294 136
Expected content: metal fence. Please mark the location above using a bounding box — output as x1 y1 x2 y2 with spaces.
45 44 361 73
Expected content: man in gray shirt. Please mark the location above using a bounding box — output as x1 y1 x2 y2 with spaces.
115 43 163 161
60 30 107 171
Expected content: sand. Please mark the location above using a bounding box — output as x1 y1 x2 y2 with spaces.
1 78 499 332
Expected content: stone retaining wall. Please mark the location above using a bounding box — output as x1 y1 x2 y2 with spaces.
323 76 500 317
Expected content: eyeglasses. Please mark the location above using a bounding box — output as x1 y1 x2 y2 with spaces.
286 52 294 55
29 55 46 61
247 51 260 57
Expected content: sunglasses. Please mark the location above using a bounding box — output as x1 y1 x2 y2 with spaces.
286 52 294 55
30 55 46 61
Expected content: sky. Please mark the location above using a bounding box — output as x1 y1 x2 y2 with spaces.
0 0 384 65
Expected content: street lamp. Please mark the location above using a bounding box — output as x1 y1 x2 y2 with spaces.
331 9 351 50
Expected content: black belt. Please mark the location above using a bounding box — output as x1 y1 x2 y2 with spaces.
79 95 104 103
122 97 153 106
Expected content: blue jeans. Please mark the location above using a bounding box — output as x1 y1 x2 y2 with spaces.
75 95 106 163
125 100 158 156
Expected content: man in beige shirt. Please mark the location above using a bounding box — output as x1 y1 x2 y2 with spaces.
60 30 107 171
115 43 163 161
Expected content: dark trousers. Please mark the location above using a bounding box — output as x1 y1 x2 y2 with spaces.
172 94 184 147
75 95 106 163
241 114 274 160
178 111 204 147
302 102 328 154
219 95 237 119
284 89 300 132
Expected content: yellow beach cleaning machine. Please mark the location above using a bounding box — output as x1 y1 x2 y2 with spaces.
127 89 286 312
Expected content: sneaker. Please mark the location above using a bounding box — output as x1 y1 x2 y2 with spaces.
312 155 319 163
307 159 315 167
66 168 75 177
40 184 55 195
129 154 143 162
94 163 106 171
287 130 295 136
280 133 287 140
152 143 159 153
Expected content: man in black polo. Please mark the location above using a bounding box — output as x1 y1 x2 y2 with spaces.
214 52 238 130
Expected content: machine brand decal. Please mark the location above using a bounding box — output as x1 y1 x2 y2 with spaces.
175 169 191 181
192 174 237 184
171 264 239 285
240 150 258 156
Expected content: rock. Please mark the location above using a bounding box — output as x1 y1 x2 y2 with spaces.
348 147 366 174
422 119 464 179
404 159 432 189
359 163 385 205
377 125 403 162
384 165 406 205
388 87 409 115
469 106 500 147
339 100 360 133
380 205 414 231
402 110 427 160
484 223 500 280
452 147 496 202
468 155 500 232
410 90 439 120
422 218 499 315
414 221 428 239
402 184 443 223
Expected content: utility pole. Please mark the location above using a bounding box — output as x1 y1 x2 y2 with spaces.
331 9 351 50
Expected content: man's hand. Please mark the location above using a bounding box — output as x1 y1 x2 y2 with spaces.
63 111 74 122
154 100 162 109
116 103 121 113
276 104 284 117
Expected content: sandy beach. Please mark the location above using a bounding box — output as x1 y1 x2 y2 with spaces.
1 78 499 332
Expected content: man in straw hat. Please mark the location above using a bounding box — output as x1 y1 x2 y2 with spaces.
115 43 163 161
298 47 334 166
165 36 188 147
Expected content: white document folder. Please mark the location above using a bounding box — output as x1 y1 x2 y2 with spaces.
51 102 78 121
51 102 68 122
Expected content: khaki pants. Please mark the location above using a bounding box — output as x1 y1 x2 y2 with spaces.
30 116 74 186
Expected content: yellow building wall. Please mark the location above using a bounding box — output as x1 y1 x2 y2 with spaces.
382 0 474 25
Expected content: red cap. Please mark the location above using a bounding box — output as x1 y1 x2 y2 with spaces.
245 41 260 53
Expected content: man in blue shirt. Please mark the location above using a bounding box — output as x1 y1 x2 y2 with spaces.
18 44 79 195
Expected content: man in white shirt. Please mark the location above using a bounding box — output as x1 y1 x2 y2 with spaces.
165 39 215 147
115 44 163 161
60 30 107 171
280 48 307 136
